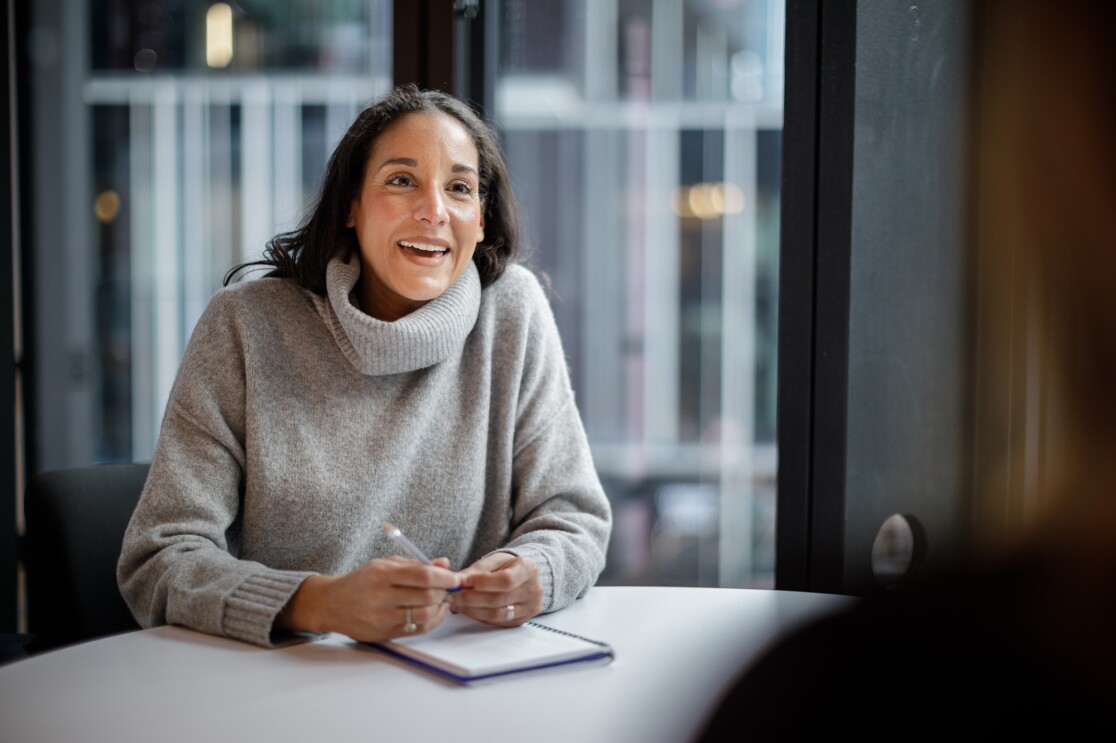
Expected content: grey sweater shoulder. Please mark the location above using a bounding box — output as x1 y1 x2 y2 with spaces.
117 258 612 647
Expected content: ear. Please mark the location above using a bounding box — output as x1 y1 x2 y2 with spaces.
477 205 485 243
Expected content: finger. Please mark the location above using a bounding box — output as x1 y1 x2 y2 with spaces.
425 600 451 630
407 600 450 626
386 555 453 570
458 560 521 590
450 577 543 621
392 585 458 607
452 597 541 624
462 557 536 593
375 559 461 590
455 600 536 627
457 552 517 579
430 557 465 591
395 600 451 636
450 580 537 608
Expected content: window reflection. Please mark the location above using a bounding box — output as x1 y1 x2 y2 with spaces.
495 0 784 588
29 1 392 470
90 0 384 73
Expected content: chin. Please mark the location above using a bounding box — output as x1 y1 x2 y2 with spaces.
399 279 452 303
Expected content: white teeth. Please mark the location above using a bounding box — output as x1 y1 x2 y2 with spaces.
399 240 447 253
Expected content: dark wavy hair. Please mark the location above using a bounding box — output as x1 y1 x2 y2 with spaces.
226 85 520 292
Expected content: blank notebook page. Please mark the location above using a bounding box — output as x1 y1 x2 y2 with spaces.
379 613 612 679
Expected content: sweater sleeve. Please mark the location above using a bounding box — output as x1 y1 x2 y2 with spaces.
116 289 314 648
499 272 612 613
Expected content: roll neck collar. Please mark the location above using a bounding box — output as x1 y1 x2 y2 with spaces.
315 253 481 376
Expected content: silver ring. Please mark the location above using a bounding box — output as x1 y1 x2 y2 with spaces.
505 604 515 622
403 606 417 634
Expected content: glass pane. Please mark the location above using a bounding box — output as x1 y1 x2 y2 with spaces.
494 0 785 588
91 0 386 73
28 1 392 471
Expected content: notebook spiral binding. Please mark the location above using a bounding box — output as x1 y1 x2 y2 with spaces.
526 621 611 648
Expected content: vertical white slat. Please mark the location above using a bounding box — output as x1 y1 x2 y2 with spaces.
624 127 648 447
582 0 618 446
129 97 155 460
695 23 729 101
181 82 208 337
368 0 393 77
643 121 680 446
272 83 304 234
240 82 273 263
718 113 758 587
325 101 352 162
208 99 234 283
152 82 182 447
584 0 618 101
765 0 787 106
650 0 683 101
582 127 628 444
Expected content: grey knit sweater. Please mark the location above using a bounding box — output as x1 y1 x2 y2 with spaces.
117 254 612 647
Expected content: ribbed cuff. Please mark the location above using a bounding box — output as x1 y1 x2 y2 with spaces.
222 570 314 648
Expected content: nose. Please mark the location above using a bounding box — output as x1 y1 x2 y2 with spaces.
413 185 449 225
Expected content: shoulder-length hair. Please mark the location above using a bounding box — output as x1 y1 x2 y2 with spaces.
226 84 521 291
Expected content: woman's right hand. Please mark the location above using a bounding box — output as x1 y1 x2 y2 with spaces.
276 556 460 642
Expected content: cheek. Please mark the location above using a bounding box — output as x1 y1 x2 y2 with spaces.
453 203 484 234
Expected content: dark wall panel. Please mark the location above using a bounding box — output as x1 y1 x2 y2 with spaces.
842 0 971 592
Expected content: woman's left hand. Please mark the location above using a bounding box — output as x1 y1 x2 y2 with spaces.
450 552 543 626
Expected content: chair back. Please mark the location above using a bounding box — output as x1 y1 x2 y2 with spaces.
23 463 150 651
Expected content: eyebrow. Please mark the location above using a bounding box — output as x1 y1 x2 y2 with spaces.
376 157 478 177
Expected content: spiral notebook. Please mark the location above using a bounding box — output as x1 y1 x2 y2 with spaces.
369 613 614 685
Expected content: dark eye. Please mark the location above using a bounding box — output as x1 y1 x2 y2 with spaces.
385 174 414 187
450 181 475 196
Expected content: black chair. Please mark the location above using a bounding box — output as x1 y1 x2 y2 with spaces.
22 463 150 653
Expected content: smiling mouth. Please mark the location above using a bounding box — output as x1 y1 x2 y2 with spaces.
398 240 449 255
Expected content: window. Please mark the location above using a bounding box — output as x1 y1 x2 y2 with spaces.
494 0 784 587
28 1 392 467
24 0 783 590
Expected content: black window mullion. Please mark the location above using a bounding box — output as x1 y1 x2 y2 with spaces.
776 0 856 594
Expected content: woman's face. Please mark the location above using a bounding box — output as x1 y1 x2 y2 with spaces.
347 111 485 321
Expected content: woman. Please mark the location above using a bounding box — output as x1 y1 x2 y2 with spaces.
117 85 612 648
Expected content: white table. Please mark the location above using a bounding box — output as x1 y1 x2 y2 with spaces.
0 586 851 743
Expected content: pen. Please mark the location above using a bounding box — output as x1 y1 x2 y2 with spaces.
382 522 463 592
